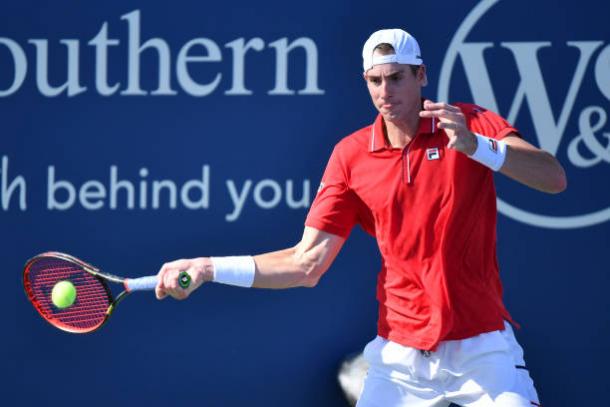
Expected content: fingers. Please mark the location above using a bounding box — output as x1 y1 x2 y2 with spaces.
155 259 193 301
436 121 460 131
417 100 477 154
419 109 462 120
422 99 460 112
420 100 463 120
155 288 167 300
155 269 167 300
155 257 212 301
420 100 469 146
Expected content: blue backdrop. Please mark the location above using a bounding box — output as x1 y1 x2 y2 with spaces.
3 0 609 405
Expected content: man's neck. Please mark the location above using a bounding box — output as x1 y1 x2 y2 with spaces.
384 113 421 149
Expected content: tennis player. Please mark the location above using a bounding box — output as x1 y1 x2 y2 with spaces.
156 29 566 406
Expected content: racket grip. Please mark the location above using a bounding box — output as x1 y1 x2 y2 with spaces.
125 276 158 292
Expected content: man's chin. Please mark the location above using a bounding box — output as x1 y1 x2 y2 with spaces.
381 111 402 122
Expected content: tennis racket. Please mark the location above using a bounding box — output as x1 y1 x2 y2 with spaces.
23 251 191 334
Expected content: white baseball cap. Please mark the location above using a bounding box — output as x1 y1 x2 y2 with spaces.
362 29 423 72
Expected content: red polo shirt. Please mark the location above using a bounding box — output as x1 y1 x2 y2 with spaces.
305 103 518 351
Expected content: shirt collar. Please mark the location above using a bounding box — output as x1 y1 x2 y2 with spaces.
369 113 436 153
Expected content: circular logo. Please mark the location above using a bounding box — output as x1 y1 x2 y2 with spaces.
438 0 610 229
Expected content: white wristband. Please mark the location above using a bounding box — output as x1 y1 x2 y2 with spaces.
470 133 507 171
210 256 256 287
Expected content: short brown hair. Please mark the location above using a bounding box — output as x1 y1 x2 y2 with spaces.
373 43 420 75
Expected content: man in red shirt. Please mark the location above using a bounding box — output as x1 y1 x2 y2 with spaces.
156 29 566 406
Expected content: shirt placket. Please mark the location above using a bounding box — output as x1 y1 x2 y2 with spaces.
402 134 419 185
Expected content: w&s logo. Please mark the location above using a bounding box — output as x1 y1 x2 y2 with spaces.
438 0 610 229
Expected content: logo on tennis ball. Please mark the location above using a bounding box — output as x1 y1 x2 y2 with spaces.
51 280 77 309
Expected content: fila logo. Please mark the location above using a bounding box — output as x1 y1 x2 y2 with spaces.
488 139 498 153
426 148 440 160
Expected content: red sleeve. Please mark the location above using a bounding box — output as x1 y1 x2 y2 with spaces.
460 104 521 140
305 145 361 239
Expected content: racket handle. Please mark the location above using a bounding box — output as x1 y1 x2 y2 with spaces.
125 276 158 292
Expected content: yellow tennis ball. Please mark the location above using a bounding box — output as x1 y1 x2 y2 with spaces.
51 280 77 309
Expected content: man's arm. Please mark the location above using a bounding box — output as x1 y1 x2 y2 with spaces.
252 226 347 288
500 134 567 194
155 227 346 300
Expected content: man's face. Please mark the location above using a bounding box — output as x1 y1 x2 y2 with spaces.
364 60 427 123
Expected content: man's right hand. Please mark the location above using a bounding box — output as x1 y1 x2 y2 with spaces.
155 257 214 300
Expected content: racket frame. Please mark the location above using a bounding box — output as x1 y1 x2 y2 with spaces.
23 251 135 334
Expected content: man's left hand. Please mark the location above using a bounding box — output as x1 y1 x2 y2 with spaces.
419 100 477 156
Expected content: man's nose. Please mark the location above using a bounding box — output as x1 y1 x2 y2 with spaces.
379 80 391 98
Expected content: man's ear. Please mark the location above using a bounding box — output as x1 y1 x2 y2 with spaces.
419 65 428 87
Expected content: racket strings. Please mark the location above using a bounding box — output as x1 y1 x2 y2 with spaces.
25 258 112 333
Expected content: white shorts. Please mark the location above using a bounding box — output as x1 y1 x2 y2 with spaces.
356 323 540 407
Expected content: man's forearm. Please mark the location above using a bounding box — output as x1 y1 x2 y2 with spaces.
500 137 567 194
252 247 316 289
